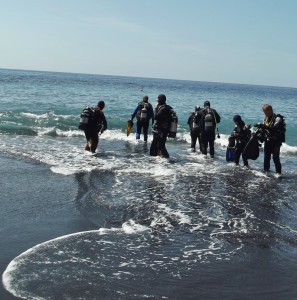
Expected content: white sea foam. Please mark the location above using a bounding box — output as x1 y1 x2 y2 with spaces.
55 129 83 137
3 226 235 299
159 203 192 225
20 112 50 119
20 112 75 120
38 127 59 136
0 126 296 179
214 133 230 147
122 219 151 234
281 143 297 155
102 129 154 143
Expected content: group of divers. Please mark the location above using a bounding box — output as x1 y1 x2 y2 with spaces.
78 94 286 177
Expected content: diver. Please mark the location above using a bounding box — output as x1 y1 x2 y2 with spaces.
150 94 174 158
84 100 107 153
254 104 286 175
130 95 154 142
196 101 221 158
187 106 202 152
228 115 251 167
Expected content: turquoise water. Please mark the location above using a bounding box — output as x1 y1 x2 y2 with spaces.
1 69 297 299
1 68 297 144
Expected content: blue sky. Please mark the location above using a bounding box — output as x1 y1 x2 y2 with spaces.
1 0 297 87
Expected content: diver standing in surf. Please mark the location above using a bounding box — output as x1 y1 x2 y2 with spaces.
130 95 154 143
228 115 251 167
196 101 221 158
150 94 173 158
187 105 202 153
255 104 286 175
83 100 107 153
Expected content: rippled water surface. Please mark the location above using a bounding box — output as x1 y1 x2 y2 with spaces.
1 69 297 299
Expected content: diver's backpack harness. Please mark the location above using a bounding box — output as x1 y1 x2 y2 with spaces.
204 107 214 130
273 114 286 143
140 104 148 121
203 108 220 138
278 114 286 142
192 111 201 129
78 106 94 130
137 101 151 121
259 113 286 143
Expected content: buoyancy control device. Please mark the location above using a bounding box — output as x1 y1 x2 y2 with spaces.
78 106 93 130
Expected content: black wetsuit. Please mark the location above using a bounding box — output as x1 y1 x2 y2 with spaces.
131 101 154 142
84 107 107 153
187 112 202 152
197 107 220 157
263 114 285 174
230 121 251 166
150 104 172 158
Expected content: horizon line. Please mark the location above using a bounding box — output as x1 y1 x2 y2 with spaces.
1 67 296 90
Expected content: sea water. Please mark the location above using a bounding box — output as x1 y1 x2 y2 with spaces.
1 68 297 299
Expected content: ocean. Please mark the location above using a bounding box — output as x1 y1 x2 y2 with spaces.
1 68 297 299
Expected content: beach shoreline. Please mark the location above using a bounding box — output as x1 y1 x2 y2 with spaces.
0 153 97 299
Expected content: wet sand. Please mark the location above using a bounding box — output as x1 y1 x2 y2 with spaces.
0 154 96 299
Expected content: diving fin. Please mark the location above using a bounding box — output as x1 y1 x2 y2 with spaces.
126 119 134 136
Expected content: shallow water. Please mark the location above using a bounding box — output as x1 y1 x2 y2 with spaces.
1 69 297 299
2 145 297 299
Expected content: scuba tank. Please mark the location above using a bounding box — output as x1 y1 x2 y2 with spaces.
192 112 199 129
140 106 148 120
168 109 178 138
78 106 93 130
204 108 214 130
